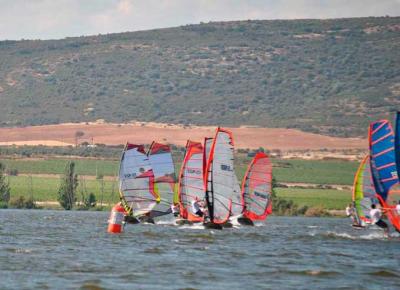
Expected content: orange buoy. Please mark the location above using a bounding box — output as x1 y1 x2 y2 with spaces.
107 203 126 234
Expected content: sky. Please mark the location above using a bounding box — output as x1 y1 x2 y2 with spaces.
0 0 399 40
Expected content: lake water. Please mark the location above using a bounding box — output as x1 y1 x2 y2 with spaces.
0 210 399 290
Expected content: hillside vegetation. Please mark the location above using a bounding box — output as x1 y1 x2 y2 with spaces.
0 17 399 136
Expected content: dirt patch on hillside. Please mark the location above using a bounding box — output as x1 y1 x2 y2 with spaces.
0 122 366 151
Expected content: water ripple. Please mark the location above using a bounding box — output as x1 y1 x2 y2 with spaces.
1 210 399 289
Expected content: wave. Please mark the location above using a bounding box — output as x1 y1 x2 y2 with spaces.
280 269 342 277
178 223 205 230
6 247 33 254
367 270 400 278
322 231 392 240
155 220 176 226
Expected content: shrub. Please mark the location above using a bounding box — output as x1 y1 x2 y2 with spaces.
0 163 10 203
7 168 19 176
304 206 331 217
8 196 37 209
57 161 78 210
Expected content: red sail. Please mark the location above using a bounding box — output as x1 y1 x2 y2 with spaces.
242 152 273 221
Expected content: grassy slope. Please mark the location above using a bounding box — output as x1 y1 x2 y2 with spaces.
0 17 399 137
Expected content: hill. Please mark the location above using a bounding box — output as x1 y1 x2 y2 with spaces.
0 17 399 137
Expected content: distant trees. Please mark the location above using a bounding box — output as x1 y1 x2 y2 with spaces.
75 131 85 147
57 161 79 210
0 163 10 205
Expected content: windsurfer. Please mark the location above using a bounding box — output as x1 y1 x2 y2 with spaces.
370 204 388 235
171 203 179 217
345 203 357 225
191 197 204 217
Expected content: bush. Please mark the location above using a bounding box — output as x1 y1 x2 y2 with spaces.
7 169 19 176
9 196 37 209
0 163 10 203
77 192 97 210
57 161 78 210
304 206 331 217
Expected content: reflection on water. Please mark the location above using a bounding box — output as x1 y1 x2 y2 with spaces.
0 210 399 289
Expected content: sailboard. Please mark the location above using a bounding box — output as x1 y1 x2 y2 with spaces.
204 128 234 225
178 141 205 222
241 152 273 221
369 120 398 202
119 143 159 218
147 142 177 217
351 155 378 227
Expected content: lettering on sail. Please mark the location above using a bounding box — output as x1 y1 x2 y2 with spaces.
220 164 232 171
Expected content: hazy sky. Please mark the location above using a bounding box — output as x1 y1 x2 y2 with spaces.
0 0 399 40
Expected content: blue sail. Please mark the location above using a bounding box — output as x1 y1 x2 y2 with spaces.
369 120 398 201
395 112 400 179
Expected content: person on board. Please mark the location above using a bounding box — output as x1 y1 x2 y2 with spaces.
345 202 357 225
191 197 204 217
396 200 400 215
170 203 179 217
370 204 388 235
199 199 209 217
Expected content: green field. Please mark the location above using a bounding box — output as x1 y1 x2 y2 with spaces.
271 159 358 185
0 158 119 176
0 157 359 185
8 176 120 204
275 188 351 210
0 156 356 211
6 175 350 210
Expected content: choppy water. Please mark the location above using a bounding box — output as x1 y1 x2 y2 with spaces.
0 210 399 290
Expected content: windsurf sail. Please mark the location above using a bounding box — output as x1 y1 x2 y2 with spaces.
396 111 400 177
241 152 273 221
119 143 159 217
204 128 233 224
380 112 400 232
231 170 243 217
147 142 176 217
383 183 400 232
352 155 378 226
369 120 398 201
203 136 241 217
178 141 205 222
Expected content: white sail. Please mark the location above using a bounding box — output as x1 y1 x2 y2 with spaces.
178 141 205 222
119 143 158 216
205 128 235 223
147 142 176 216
